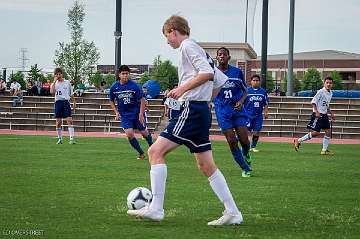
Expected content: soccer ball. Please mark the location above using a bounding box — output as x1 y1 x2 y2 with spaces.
126 187 152 210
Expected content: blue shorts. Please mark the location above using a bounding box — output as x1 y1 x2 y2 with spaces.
168 109 181 121
215 105 249 131
120 114 147 131
307 113 330 132
55 100 72 118
248 115 264 132
160 101 211 153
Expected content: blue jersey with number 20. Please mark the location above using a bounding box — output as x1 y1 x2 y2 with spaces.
109 80 144 118
245 87 269 118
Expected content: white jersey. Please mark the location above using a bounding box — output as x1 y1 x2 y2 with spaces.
178 39 227 102
54 80 73 101
10 82 21 91
311 87 332 114
164 97 181 110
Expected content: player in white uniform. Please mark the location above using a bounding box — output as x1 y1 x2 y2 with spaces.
50 67 76 145
294 77 335 155
127 15 243 226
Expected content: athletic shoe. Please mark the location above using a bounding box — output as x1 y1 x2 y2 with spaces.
56 139 63 144
244 152 252 166
293 139 300 152
208 211 243 226
321 149 334 155
69 139 76 145
137 154 145 160
250 148 259 153
127 206 164 221
242 171 251 178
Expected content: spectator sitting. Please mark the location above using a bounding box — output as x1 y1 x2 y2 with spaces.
35 80 42 95
40 80 51 96
26 80 38 96
100 79 107 92
10 80 23 107
0 79 6 94
142 86 152 100
75 81 86 97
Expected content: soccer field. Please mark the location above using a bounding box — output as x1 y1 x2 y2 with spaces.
0 135 359 238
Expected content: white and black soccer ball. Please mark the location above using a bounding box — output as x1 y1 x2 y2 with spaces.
126 187 152 210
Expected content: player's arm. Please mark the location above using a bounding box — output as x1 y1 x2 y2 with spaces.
168 73 213 99
327 106 335 122
264 105 269 119
139 97 146 125
109 100 119 121
311 92 321 118
235 78 248 110
312 103 320 118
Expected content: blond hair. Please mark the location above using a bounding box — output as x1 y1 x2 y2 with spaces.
162 15 190 36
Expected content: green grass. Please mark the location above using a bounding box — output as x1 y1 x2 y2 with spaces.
0 134 359 239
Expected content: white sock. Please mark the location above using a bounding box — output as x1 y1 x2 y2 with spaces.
298 132 312 143
322 136 330 151
208 169 240 215
56 128 62 140
68 126 74 140
149 164 167 212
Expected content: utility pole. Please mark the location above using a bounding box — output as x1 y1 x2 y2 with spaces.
261 0 269 91
114 0 122 80
287 0 295 96
19 48 29 72
245 0 249 43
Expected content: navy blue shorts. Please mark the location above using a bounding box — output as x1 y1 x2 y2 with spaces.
55 100 72 118
248 115 264 132
307 113 330 132
215 105 249 131
160 101 211 153
121 114 147 131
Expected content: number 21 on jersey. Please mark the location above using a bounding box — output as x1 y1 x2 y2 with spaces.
224 90 233 99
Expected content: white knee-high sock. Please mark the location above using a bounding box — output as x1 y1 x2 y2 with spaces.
56 128 62 140
298 132 312 143
322 136 330 151
149 164 167 211
208 169 240 215
68 126 74 140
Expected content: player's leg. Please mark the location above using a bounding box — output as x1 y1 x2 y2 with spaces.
55 118 63 144
235 126 252 164
127 136 179 220
194 150 243 225
250 116 263 152
223 128 251 175
124 127 145 159
55 101 63 144
137 114 153 146
320 114 332 155
66 117 75 144
294 113 321 151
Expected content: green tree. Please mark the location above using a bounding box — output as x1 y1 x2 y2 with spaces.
104 73 116 88
28 64 46 83
88 71 103 88
8 72 26 89
44 73 54 82
303 67 322 91
54 1 100 85
259 72 275 93
138 72 150 86
329 70 343 90
282 73 302 93
150 56 178 90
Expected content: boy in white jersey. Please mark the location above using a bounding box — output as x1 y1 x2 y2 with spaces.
127 15 243 226
50 67 76 144
293 77 335 155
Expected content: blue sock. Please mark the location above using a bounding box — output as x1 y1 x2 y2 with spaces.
145 133 153 146
231 149 251 172
242 144 250 156
128 138 144 155
251 135 259 148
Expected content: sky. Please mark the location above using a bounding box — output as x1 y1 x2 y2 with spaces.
0 0 359 71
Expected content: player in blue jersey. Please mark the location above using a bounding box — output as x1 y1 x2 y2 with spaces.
214 47 252 177
244 74 269 153
109 65 153 160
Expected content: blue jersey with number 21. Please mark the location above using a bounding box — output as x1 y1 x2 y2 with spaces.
214 65 247 110
109 80 144 118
